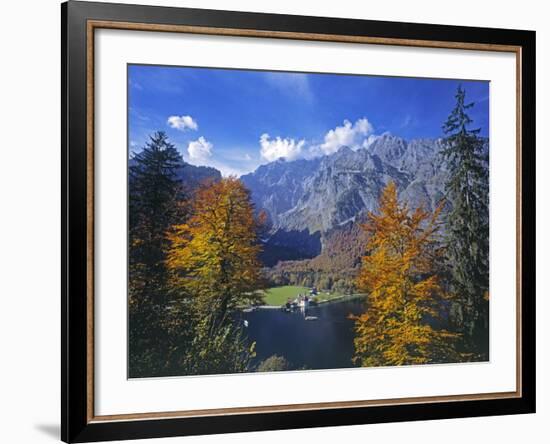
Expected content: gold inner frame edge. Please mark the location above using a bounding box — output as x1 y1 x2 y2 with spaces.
85 19 523 423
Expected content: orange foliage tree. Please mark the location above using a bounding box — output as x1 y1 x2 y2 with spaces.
167 177 265 327
353 182 459 367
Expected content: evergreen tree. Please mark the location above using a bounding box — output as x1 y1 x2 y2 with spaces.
128 131 186 377
441 86 489 356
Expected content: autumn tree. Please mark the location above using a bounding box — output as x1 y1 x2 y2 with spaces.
353 182 459 367
441 85 489 355
167 178 265 374
128 131 186 377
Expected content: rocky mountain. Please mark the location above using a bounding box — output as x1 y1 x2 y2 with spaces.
279 144 409 233
174 160 221 190
241 133 461 264
240 157 321 227
129 156 222 191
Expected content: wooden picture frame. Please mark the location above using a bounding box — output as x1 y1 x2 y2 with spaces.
62 1 535 442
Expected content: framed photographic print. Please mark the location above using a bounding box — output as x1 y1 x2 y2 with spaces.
61 1 536 442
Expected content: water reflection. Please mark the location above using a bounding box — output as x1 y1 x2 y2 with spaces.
241 298 366 371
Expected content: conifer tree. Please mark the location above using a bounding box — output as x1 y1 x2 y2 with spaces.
353 182 459 367
128 131 185 377
441 86 489 356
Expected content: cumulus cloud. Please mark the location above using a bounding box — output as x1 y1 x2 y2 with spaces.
259 133 305 162
257 117 377 164
209 162 250 178
363 134 381 149
167 115 198 131
187 136 213 161
314 118 374 155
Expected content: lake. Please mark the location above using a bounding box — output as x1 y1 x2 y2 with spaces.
240 297 366 371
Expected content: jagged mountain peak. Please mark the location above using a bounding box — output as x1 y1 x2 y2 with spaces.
239 135 457 264
240 157 321 227
368 133 408 164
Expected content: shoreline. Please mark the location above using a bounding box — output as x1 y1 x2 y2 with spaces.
244 293 364 311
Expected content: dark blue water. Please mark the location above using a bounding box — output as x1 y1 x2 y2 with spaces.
240 299 366 371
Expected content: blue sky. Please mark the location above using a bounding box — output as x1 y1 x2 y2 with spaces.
128 64 489 177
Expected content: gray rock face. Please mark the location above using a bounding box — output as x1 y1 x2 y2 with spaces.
370 133 409 164
398 138 449 212
240 157 321 226
243 134 451 236
283 142 417 233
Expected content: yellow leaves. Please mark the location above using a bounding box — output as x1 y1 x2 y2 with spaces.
167 178 265 316
353 181 459 367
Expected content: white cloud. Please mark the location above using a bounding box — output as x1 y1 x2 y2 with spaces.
259 133 305 162
362 134 381 149
256 117 377 164
167 115 198 131
264 73 313 102
313 118 374 156
211 162 249 178
187 136 213 161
